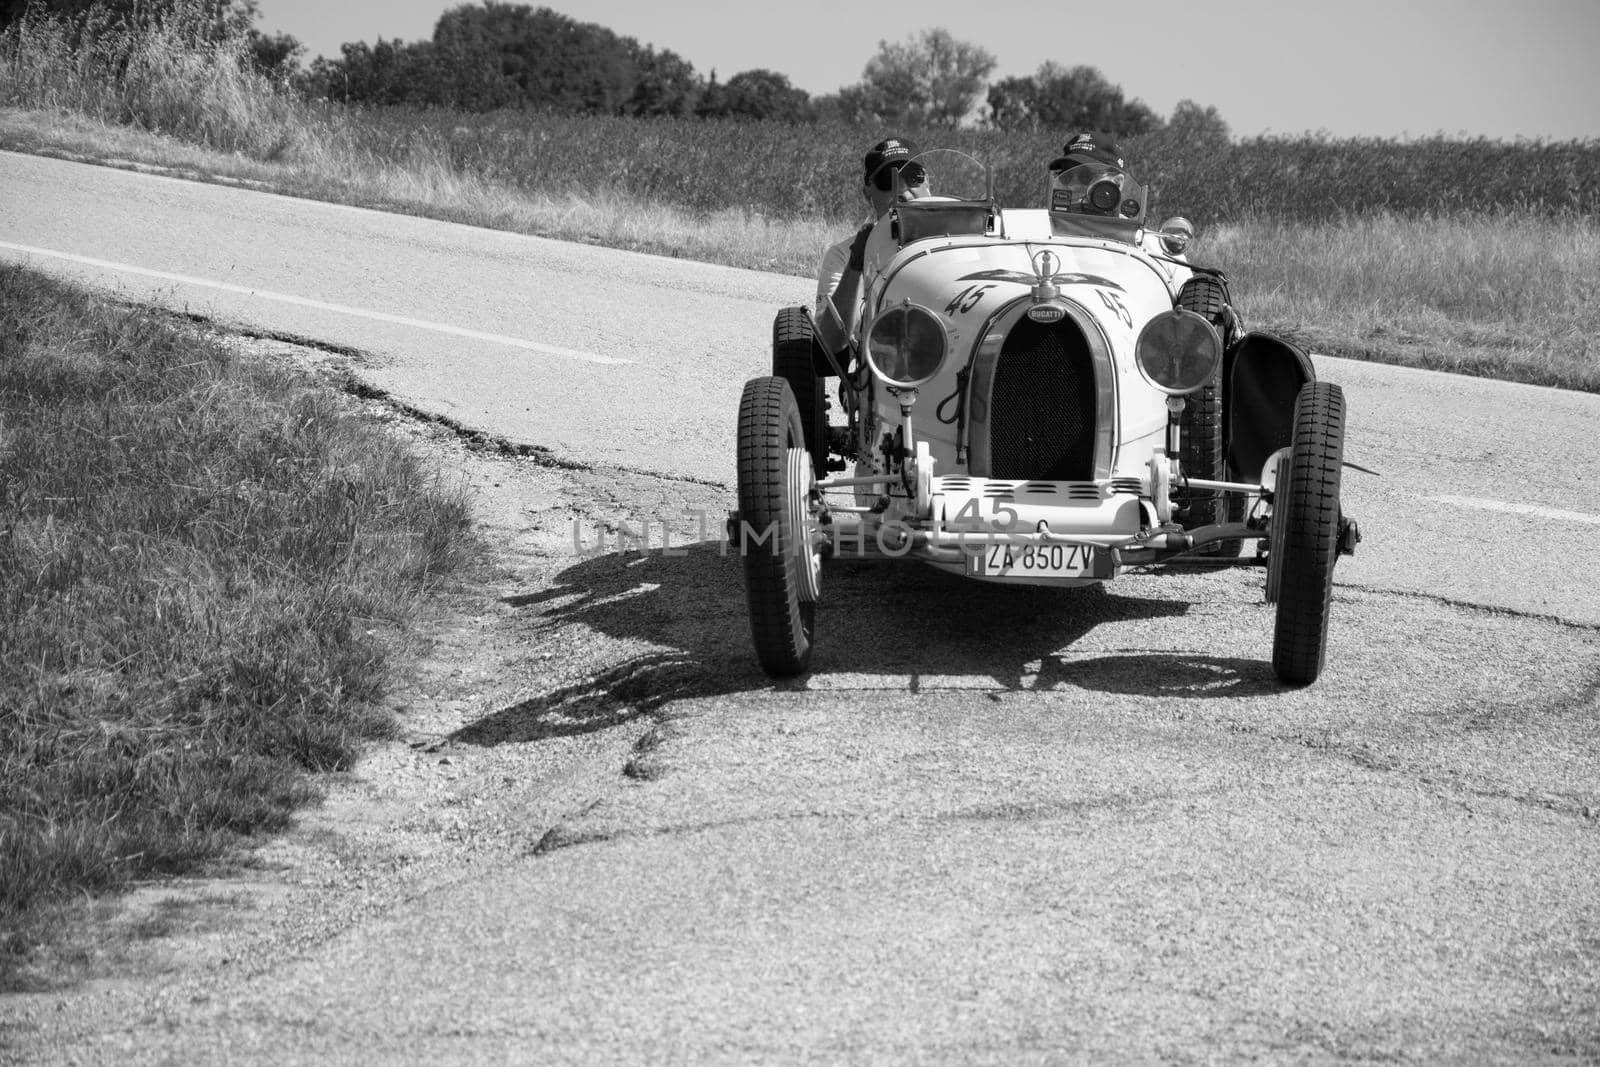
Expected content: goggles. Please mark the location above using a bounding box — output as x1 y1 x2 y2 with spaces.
869 161 927 192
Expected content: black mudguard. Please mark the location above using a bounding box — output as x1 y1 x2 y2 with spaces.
1224 331 1316 483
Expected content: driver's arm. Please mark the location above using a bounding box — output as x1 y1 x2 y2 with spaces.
814 224 872 356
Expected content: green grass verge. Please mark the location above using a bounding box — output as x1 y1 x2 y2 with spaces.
0 263 478 986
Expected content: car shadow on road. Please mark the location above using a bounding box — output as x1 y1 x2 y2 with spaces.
1035 653 1278 697
452 541 1276 747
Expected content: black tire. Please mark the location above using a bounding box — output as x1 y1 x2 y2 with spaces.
773 306 828 480
1270 382 1345 685
1177 273 1230 324
737 376 820 677
1175 276 1242 558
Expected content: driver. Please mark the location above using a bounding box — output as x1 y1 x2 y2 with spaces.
1049 132 1245 342
1047 131 1129 216
813 136 932 359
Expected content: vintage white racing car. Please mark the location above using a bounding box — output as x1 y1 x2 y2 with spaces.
729 150 1359 684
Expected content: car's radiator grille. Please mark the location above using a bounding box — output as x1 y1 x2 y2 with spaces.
988 318 1097 480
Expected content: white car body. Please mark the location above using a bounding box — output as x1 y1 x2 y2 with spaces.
850 207 1191 576
732 150 1358 683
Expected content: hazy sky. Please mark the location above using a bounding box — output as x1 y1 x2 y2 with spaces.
255 0 1600 141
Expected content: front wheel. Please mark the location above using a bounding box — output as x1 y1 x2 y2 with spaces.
1270 382 1346 684
737 377 821 677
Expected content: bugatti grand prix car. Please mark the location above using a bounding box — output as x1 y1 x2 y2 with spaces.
730 150 1358 684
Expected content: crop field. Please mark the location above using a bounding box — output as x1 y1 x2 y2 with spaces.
330 107 1600 225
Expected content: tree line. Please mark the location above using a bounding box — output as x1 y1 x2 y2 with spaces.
0 0 1232 140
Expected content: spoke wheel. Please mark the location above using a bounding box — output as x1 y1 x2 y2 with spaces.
1271 382 1346 685
737 376 820 677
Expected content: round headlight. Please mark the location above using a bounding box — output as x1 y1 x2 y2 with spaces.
865 303 948 387
1135 310 1222 394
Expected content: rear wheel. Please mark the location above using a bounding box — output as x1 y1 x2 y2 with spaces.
773 307 828 480
1175 276 1242 557
737 376 820 677
1271 382 1345 685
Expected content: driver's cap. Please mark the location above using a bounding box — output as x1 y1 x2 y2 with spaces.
1049 132 1124 171
864 137 918 179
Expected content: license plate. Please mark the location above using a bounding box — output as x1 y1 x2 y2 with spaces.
968 543 1096 579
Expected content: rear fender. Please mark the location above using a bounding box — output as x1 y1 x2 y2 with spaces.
1224 331 1315 483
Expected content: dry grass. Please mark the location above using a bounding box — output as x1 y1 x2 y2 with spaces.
0 265 477 986
1202 213 1600 391
0 0 306 159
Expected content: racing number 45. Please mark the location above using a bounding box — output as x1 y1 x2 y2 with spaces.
1097 289 1132 328
945 285 994 316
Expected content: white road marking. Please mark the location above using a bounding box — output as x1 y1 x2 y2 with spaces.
0 240 630 366
1432 495 1600 527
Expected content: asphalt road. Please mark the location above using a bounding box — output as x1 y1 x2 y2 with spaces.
3 150 1597 1063
0 150 801 483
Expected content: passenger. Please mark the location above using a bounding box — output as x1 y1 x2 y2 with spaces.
1050 132 1245 342
1047 131 1129 217
813 137 932 359
1048 131 1125 174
